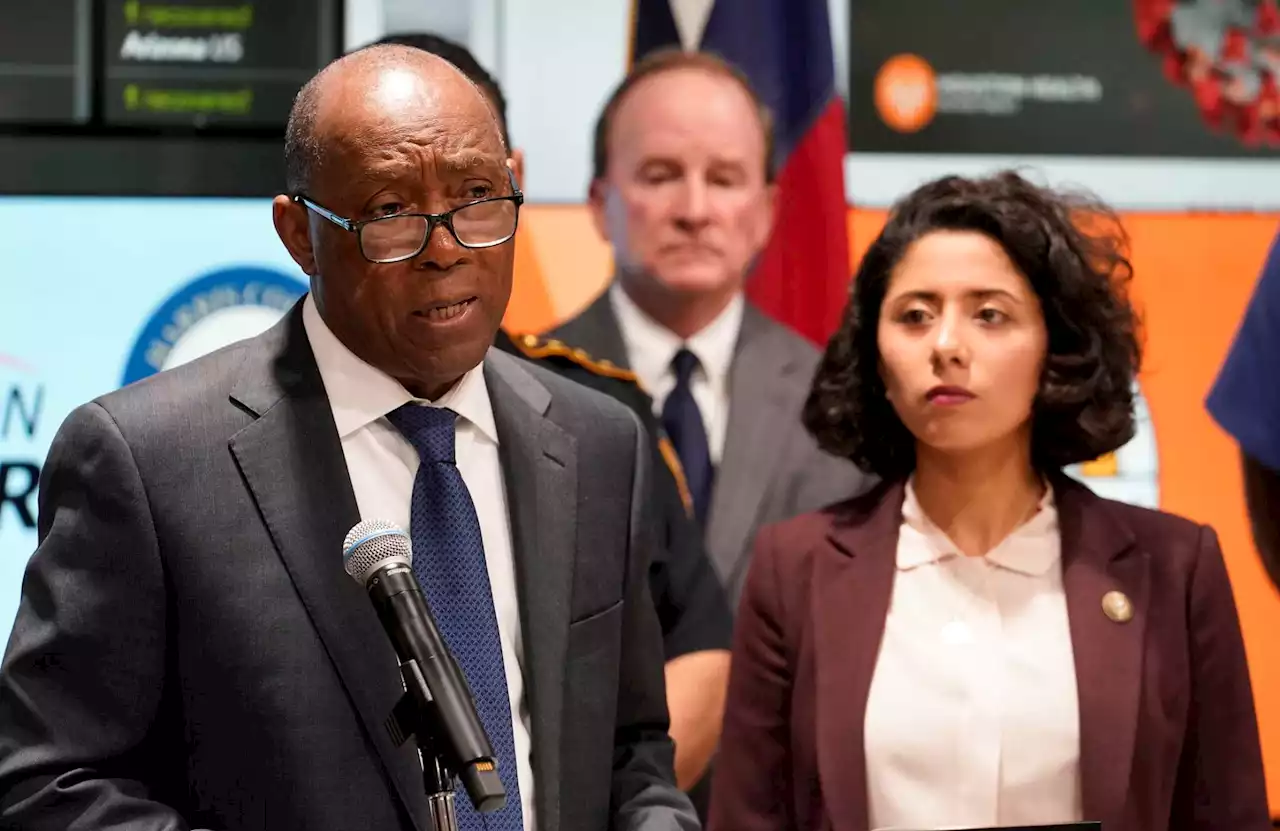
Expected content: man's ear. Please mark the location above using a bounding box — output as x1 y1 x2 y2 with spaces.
508 149 526 190
587 177 612 243
272 195 317 276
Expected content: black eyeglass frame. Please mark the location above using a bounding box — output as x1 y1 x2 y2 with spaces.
292 168 524 263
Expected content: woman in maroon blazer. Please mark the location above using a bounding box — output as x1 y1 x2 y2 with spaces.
709 172 1270 831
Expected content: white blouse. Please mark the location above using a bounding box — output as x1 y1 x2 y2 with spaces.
864 482 1083 830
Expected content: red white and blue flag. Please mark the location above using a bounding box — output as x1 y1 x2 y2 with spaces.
630 0 852 346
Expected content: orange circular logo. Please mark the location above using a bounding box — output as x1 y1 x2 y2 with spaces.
874 54 938 133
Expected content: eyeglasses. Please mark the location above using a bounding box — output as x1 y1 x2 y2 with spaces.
293 169 524 264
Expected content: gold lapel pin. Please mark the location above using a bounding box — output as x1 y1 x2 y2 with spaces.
1102 590 1133 623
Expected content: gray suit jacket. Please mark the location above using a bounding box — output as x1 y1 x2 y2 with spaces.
0 303 696 831
550 290 872 606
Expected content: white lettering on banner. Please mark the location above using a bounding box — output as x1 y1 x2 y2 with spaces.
1 386 42 441
0 376 44 533
934 72 1103 116
142 282 298 375
118 30 245 64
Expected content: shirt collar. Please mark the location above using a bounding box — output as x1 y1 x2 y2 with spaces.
898 478 1060 576
609 282 744 391
301 293 498 443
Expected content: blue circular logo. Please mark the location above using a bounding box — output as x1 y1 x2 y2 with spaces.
122 266 307 386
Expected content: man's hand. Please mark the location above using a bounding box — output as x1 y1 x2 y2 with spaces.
664 649 731 790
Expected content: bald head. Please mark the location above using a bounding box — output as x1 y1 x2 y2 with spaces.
283 43 504 194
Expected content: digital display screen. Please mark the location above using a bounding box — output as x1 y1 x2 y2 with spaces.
101 0 336 127
0 1 90 125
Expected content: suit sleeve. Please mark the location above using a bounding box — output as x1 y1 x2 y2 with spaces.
1207 231 1280 472
610 410 699 831
648 443 732 660
1169 524 1271 831
0 403 196 830
707 523 794 831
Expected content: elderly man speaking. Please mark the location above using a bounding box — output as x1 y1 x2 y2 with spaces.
0 45 696 831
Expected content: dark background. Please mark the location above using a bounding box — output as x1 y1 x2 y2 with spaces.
848 0 1275 157
0 0 86 125
0 0 343 196
102 0 326 128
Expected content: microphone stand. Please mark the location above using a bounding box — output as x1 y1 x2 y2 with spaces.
387 659 460 831
420 746 459 831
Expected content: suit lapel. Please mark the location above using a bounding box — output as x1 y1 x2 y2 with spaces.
1054 475 1148 829
227 306 430 831
812 483 902 831
707 307 798 583
811 477 1146 830
485 351 577 831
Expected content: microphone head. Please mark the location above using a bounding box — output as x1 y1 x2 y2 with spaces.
343 519 412 585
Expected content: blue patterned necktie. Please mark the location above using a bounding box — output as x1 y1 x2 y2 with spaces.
385 403 524 831
661 348 714 524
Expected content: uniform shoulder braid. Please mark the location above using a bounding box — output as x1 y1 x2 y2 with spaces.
507 332 695 518
509 333 637 383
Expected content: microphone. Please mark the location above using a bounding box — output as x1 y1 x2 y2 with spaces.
343 519 506 813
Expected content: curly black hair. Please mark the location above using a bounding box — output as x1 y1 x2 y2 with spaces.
804 170 1142 480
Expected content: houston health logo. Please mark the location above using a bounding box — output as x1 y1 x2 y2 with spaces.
123 266 307 385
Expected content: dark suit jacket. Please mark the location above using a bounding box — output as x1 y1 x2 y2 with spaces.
710 476 1270 831
549 290 871 606
0 304 697 831
493 328 732 661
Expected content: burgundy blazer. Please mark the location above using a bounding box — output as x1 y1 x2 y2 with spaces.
709 475 1270 831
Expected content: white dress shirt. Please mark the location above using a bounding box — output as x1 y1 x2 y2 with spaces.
864 481 1082 831
302 296 535 831
609 282 743 464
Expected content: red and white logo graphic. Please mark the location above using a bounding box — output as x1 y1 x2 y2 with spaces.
1137 0 1280 146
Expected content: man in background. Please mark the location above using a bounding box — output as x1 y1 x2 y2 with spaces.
1207 228 1280 590
368 31 733 796
552 50 871 607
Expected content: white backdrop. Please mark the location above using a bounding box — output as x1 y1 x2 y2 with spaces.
0 198 306 634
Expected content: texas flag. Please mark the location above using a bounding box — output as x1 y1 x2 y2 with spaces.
631 0 852 346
